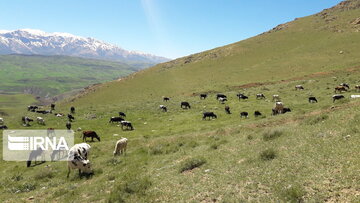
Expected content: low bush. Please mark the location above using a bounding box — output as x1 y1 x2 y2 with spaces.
179 157 206 173
260 149 277 161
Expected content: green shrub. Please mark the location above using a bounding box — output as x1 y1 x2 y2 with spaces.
210 142 220 150
107 177 152 203
260 149 277 161
280 185 305 202
10 174 23 182
122 177 151 195
9 182 36 193
179 157 206 173
108 175 116 181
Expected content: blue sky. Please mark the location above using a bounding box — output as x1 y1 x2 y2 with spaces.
0 0 342 59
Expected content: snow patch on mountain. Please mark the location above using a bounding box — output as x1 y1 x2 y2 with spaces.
0 29 169 63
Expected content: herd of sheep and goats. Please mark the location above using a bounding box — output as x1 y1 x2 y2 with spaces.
0 83 359 177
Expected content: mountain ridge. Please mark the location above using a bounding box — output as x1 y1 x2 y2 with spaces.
0 29 169 63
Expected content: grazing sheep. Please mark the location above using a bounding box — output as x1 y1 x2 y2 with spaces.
216 94 227 100
109 116 124 123
68 114 75 122
83 131 101 142
70 106 75 114
237 93 248 100
218 97 227 104
202 112 217 120
180 102 191 109
333 94 345 102
67 158 92 178
254 111 262 117
240 112 249 118
22 116 33 126
274 102 284 114
113 138 128 156
118 112 126 117
55 113 64 117
67 143 92 177
120 121 134 130
200 94 207 99
256 94 265 99
66 121 71 130
308 97 318 103
163 97 170 102
272 95 281 102
295 85 304 90
225 106 231 114
159 105 167 112
27 105 38 112
355 85 360 92
335 86 347 93
36 110 52 114
0 125 8 129
36 117 45 125
340 83 350 89
283 108 291 113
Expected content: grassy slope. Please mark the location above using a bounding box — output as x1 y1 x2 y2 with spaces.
68 6 360 106
1 69 360 202
1 1 360 202
0 55 144 97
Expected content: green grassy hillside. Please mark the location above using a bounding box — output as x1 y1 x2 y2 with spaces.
1 0 360 202
0 55 149 97
1 68 360 202
69 1 360 106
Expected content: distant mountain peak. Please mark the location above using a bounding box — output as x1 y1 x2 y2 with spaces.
0 29 169 63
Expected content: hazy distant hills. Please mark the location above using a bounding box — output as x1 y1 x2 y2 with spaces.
0 55 143 98
0 29 169 63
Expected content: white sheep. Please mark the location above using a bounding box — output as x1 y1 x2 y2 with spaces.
274 102 284 114
272 94 281 101
67 143 92 177
36 117 45 125
295 85 304 90
113 137 128 156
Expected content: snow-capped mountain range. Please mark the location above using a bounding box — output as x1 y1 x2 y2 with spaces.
0 29 169 63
